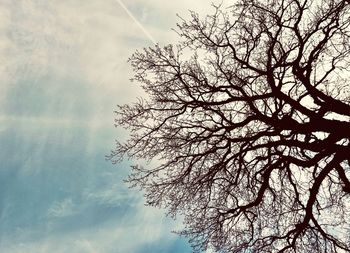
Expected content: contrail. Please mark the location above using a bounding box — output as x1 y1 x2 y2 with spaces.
114 0 156 44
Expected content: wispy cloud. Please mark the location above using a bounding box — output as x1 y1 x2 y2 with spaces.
47 198 76 218
74 239 99 253
0 0 219 252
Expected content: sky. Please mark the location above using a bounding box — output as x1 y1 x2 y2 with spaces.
0 0 221 252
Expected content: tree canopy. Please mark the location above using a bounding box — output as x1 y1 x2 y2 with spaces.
111 0 350 252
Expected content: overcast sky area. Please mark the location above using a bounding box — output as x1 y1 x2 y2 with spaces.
0 0 229 252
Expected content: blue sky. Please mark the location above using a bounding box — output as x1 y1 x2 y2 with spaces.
0 0 222 252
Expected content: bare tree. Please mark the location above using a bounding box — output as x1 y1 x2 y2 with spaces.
111 0 350 252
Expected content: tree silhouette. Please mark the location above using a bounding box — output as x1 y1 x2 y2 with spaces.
111 0 350 252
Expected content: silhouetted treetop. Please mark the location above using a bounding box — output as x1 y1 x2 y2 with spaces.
111 0 350 252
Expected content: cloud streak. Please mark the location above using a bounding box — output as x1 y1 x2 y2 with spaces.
114 0 156 44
